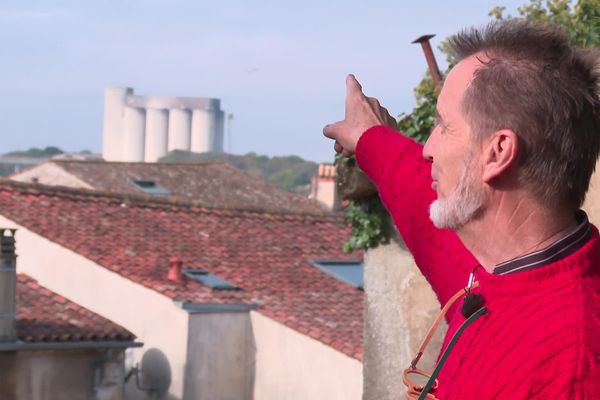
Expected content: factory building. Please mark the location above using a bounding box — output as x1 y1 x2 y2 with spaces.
102 87 225 162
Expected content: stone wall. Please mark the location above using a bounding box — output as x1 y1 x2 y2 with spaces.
362 221 444 400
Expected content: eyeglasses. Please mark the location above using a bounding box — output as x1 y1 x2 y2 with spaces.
403 281 487 400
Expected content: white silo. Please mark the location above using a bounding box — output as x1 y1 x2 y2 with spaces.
102 87 132 161
102 86 226 161
145 108 169 162
168 109 192 151
122 107 146 162
191 109 216 153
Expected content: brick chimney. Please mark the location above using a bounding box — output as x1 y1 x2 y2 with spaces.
0 229 17 341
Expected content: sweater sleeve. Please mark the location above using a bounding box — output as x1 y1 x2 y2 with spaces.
355 125 477 305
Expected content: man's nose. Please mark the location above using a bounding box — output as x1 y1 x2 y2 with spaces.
422 126 439 161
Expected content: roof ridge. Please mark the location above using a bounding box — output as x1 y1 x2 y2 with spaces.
0 180 344 221
51 159 228 166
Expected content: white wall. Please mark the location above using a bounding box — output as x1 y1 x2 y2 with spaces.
0 216 190 400
251 311 362 400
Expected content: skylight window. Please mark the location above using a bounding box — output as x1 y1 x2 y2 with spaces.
129 178 171 196
183 269 239 291
310 260 364 289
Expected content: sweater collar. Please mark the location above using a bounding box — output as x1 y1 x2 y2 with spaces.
475 223 599 298
493 210 590 275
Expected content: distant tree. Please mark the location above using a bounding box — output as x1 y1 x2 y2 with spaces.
4 146 64 158
490 0 599 47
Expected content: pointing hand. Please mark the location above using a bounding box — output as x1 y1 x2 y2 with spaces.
323 74 398 156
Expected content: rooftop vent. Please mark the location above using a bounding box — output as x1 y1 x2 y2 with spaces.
310 260 363 290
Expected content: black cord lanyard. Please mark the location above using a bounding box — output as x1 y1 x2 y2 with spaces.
418 306 488 399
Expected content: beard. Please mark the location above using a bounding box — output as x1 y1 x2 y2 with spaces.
429 153 486 230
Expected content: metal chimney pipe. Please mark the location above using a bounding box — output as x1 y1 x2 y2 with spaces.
0 229 17 342
412 34 443 89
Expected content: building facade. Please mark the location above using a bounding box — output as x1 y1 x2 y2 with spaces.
0 182 363 400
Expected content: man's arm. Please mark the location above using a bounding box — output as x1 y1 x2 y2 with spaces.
324 75 476 305
356 125 476 305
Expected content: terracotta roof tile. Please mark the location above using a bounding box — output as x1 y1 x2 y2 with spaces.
14 160 325 214
16 274 135 343
0 181 362 359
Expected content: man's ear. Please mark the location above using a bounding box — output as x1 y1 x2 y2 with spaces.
481 129 519 183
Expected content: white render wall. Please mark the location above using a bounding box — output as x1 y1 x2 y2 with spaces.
102 87 225 162
251 311 363 400
0 215 190 400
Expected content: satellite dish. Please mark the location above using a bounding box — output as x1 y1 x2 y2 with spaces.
125 348 171 399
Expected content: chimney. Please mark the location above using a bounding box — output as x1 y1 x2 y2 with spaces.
412 34 443 89
167 256 184 283
0 229 17 342
309 164 341 211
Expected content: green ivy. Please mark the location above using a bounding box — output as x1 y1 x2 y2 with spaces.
342 196 390 253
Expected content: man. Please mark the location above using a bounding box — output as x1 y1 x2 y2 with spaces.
324 20 600 399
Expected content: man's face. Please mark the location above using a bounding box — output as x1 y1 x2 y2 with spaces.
423 56 487 230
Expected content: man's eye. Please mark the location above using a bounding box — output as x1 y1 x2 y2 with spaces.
434 120 448 134
433 115 448 134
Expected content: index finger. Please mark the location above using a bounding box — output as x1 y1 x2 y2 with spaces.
346 74 363 97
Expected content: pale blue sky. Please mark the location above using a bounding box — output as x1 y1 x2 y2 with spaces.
0 0 524 162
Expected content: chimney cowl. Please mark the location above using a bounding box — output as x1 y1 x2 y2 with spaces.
0 228 17 342
0 229 16 258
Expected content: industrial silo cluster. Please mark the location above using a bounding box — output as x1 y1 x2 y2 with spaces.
102 87 225 162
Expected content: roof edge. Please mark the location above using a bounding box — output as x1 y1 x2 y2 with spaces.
175 302 260 314
0 340 143 352
0 180 344 220
48 159 228 167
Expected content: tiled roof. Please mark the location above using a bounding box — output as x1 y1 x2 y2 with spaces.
0 181 363 359
13 160 324 214
16 273 135 343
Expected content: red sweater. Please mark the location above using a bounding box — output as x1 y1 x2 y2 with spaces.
356 126 600 399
